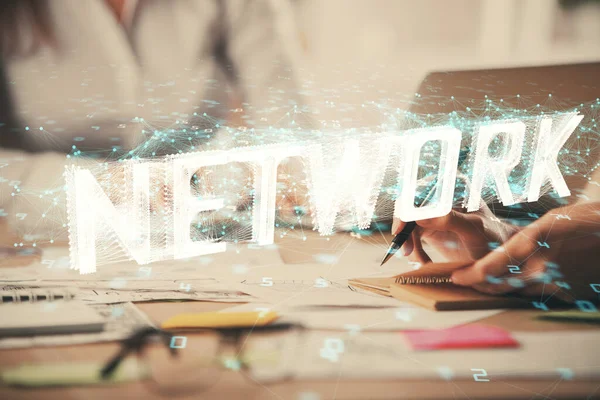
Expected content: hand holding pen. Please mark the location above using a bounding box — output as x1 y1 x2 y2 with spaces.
380 180 438 266
381 149 470 266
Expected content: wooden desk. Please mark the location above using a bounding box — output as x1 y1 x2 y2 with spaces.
0 227 599 399
1 302 599 400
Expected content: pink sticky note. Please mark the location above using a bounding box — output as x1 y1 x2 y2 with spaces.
402 324 519 351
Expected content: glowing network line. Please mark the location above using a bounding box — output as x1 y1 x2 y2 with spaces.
65 112 583 273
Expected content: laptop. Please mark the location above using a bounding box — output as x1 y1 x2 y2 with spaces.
407 62 600 217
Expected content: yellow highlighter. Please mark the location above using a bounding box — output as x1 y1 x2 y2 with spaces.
161 311 279 330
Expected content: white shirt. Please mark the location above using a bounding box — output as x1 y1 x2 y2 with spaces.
0 0 304 240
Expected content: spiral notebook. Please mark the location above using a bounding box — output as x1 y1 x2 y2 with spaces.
0 286 75 303
349 262 530 311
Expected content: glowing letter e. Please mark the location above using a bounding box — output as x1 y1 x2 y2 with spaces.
466 120 526 212
172 154 226 260
395 127 462 222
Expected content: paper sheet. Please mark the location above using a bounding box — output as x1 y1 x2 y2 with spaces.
199 240 415 308
222 303 503 331
77 288 255 304
223 277 402 308
0 245 274 304
0 302 154 349
0 242 285 282
0 236 444 308
0 284 255 305
0 239 415 307
249 330 600 382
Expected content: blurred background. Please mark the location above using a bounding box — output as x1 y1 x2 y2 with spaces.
291 0 600 119
2 0 599 242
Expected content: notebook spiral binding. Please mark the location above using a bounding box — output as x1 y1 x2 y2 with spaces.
394 276 453 284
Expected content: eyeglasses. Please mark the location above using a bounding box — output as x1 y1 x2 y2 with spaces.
100 323 303 396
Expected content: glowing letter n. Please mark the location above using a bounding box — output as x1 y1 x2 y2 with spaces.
65 163 151 274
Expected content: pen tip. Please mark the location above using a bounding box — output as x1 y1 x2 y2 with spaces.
380 252 393 266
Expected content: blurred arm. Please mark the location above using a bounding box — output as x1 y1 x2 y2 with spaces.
222 0 309 134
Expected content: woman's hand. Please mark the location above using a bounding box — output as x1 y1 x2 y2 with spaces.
392 204 518 265
394 202 600 301
451 202 600 301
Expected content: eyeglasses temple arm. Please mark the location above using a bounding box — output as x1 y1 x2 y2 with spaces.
100 346 130 379
100 327 171 379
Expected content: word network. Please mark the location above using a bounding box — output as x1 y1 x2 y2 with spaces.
66 112 583 273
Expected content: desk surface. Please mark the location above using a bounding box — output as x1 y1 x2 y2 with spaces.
0 228 599 399
2 302 599 399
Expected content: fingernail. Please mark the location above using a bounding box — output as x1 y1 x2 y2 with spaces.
391 220 399 234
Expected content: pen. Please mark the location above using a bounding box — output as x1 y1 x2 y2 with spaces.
380 178 438 266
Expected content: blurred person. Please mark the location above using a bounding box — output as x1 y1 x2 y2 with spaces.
0 0 306 240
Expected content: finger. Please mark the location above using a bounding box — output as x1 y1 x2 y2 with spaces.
409 231 432 264
464 253 549 293
451 229 540 286
402 233 414 257
416 230 476 262
467 271 527 294
417 211 493 259
470 281 547 296
471 282 510 295
416 210 485 242
392 218 405 235
516 283 575 304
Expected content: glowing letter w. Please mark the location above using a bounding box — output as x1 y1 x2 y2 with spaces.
307 138 391 235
